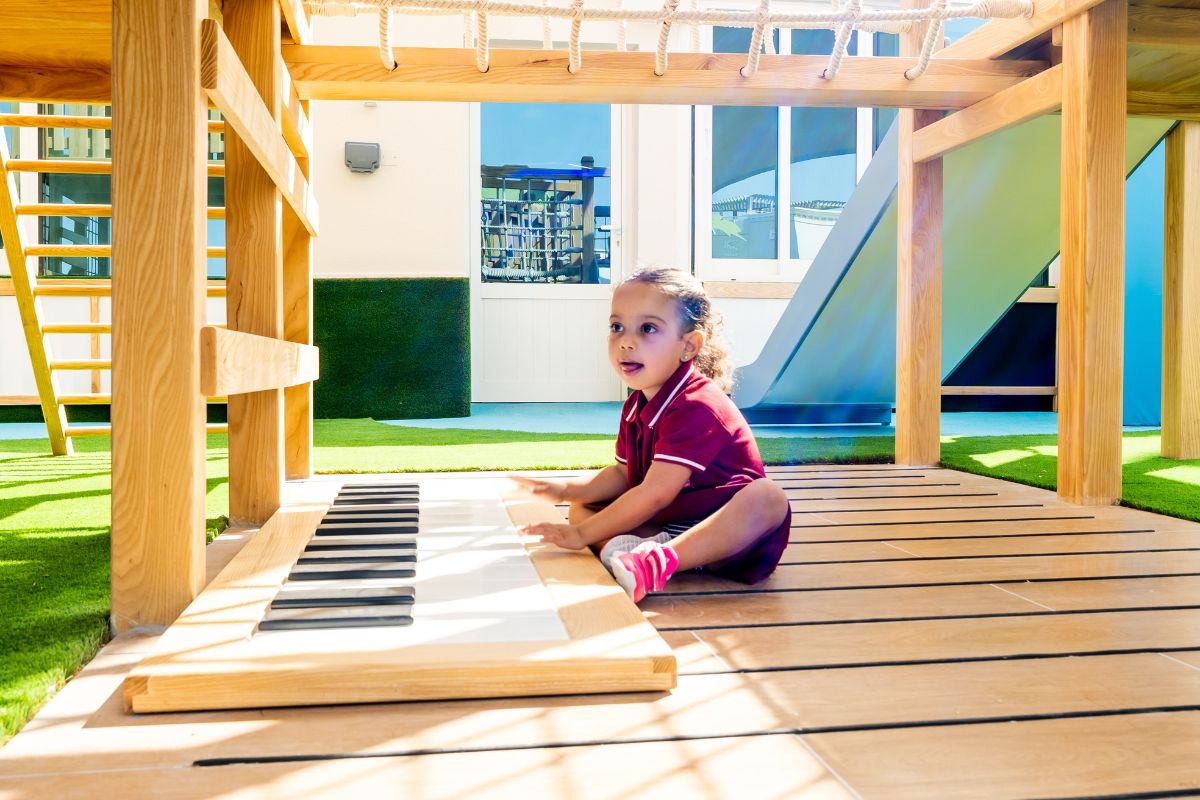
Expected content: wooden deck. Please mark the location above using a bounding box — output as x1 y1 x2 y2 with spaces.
4 465 1200 798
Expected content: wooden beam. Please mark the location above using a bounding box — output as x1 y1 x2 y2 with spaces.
912 65 1062 164
895 1 943 468
940 386 1057 396
1162 121 1200 460
278 58 312 160
200 19 317 235
1057 0 1127 506
938 0 1104 61
110 0 209 631
283 94 314 481
278 0 313 45
15 203 226 219
224 0 286 526
703 281 799 299
1127 93 1200 123
199 326 318 397
0 66 111 103
283 46 1045 109
1020 287 1059 304
1128 6 1200 52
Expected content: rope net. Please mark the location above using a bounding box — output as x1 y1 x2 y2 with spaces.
309 0 1033 79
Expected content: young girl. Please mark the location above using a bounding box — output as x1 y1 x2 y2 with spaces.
513 267 791 602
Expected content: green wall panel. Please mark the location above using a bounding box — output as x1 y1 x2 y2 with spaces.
314 278 470 420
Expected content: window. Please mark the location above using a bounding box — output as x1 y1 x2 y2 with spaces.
697 27 865 279
480 103 612 284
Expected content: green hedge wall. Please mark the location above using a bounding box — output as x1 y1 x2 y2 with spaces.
314 278 470 420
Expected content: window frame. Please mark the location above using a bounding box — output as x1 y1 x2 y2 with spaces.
694 26 876 282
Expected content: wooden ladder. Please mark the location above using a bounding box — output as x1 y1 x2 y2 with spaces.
0 110 229 453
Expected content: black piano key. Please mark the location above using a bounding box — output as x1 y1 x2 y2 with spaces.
304 539 417 551
259 608 415 631
316 524 419 536
297 552 418 564
340 483 419 491
289 565 416 581
333 496 417 503
272 586 415 608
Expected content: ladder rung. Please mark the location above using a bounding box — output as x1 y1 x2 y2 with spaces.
65 424 227 437
64 426 113 438
33 281 228 298
0 115 223 133
26 245 226 259
58 394 111 405
5 160 225 177
0 114 111 129
42 323 111 334
50 359 111 371
56 395 229 407
15 204 226 219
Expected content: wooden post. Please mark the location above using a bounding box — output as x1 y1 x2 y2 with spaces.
225 0 286 522
111 0 209 630
895 2 943 467
1057 0 1127 505
283 98 313 480
1163 121 1200 459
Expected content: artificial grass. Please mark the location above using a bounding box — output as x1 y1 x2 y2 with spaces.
1 420 1198 745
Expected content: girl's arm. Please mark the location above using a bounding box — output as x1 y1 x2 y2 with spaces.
510 463 629 505
573 461 691 545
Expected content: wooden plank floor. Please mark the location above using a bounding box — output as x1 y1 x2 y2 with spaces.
4 465 1200 799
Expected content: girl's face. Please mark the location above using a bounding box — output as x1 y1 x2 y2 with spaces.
608 282 702 399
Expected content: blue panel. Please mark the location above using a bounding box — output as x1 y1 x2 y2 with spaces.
1123 141 1166 426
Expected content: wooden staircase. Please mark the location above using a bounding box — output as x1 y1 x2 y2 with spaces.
0 110 228 454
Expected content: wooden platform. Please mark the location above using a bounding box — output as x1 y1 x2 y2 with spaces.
4 465 1200 798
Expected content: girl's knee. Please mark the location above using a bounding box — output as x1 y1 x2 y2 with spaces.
744 478 789 523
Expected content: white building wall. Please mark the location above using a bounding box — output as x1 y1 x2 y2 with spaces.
0 14 784 404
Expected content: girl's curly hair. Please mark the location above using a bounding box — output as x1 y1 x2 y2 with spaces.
621 266 733 394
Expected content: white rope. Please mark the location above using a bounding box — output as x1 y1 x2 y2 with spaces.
309 0 1034 77
379 5 397 69
568 0 584 72
462 10 474 47
616 0 627 51
689 0 701 54
821 0 859 79
654 0 679 77
904 0 948 79
476 0 489 71
740 0 771 77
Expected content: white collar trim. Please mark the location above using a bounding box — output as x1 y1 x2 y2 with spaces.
648 364 694 429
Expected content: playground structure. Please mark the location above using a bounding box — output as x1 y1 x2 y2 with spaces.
2 0 1200 792
0 0 1195 632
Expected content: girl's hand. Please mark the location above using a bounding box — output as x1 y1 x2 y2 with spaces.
519 522 588 550
509 475 571 504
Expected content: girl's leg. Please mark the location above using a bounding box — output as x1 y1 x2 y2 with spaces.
567 501 662 555
667 479 790 571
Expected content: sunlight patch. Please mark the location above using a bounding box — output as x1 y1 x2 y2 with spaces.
1146 464 1200 487
972 449 1038 468
1031 444 1058 457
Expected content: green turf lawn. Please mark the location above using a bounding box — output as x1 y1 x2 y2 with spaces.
1 419 1198 743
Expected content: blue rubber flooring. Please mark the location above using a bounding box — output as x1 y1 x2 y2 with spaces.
0 408 1157 441
386 405 1157 438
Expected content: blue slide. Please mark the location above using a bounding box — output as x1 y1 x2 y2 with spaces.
732 116 1174 426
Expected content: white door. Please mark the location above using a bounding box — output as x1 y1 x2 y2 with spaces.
469 103 626 402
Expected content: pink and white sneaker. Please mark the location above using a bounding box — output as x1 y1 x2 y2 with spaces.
610 541 679 603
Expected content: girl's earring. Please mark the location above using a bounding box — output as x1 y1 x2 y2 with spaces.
682 354 691 362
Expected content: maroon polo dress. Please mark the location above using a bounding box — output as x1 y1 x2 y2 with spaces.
614 361 791 584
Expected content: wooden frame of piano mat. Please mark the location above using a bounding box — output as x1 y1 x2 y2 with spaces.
123 477 676 713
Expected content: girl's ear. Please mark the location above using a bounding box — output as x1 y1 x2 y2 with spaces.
682 329 705 361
